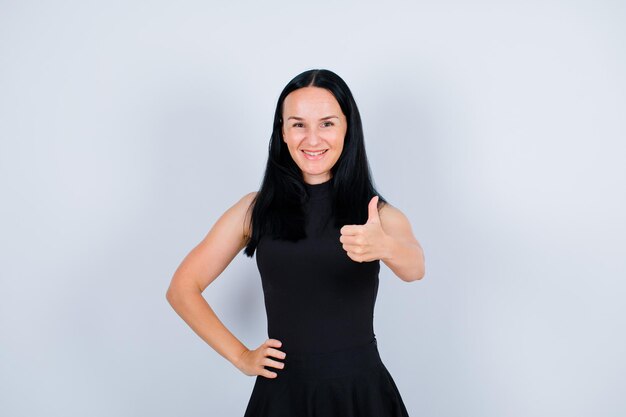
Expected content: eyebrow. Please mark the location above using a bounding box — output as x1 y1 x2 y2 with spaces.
286 115 340 121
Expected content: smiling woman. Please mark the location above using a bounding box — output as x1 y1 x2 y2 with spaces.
280 87 347 184
166 68 424 417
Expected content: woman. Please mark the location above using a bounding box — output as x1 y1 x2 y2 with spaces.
166 69 425 416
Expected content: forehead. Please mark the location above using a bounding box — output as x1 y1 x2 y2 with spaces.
283 87 342 117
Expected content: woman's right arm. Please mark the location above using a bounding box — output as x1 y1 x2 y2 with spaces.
165 191 286 378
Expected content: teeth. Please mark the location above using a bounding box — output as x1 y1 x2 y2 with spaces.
303 149 327 156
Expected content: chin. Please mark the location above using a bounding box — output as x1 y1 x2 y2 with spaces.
292 153 337 174
301 164 332 172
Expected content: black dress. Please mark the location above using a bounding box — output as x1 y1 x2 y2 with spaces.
243 178 410 417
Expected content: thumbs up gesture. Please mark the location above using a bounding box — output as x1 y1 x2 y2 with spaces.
339 196 389 263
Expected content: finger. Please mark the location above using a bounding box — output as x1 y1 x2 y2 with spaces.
264 339 282 348
339 235 360 245
340 225 360 235
261 369 278 379
367 196 381 224
346 252 363 262
343 234 365 245
264 358 285 369
265 347 287 359
342 244 365 255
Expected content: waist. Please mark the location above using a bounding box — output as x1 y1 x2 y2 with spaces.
266 337 383 380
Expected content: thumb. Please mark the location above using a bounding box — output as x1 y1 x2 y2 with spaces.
366 196 380 224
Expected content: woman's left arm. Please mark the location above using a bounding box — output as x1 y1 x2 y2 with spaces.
378 199 425 282
339 196 425 282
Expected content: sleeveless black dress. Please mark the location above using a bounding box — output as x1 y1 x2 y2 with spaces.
243 178 410 417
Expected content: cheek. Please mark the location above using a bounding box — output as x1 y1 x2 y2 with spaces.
284 131 302 143
284 138 300 155
330 132 345 149
320 129 342 143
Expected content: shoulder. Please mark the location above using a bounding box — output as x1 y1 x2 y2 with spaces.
239 191 258 239
241 191 258 206
215 191 258 242
377 201 416 239
228 191 257 214
378 201 407 222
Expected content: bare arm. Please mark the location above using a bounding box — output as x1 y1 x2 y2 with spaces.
379 203 425 282
339 197 425 282
165 192 285 378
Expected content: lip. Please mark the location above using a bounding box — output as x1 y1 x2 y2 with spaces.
301 149 328 160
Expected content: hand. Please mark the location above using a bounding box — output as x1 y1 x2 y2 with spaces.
235 338 286 378
339 196 389 263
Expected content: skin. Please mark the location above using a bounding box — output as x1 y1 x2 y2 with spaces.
281 86 346 185
166 86 425 380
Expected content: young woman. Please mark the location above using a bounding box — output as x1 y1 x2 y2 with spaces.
166 68 425 416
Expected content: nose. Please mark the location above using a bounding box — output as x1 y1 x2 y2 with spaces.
303 126 323 146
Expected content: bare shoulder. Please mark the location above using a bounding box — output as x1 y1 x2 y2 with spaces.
205 190 258 245
238 191 258 240
378 200 408 222
167 190 259 294
378 201 418 242
242 190 258 201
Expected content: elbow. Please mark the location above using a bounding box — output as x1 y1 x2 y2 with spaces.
403 271 424 282
165 286 177 305
166 271 203 305
414 251 426 281
404 258 425 282
414 269 425 281
166 284 187 306
166 280 203 307
403 244 425 282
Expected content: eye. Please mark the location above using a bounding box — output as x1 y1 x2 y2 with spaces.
322 121 334 127
292 122 304 127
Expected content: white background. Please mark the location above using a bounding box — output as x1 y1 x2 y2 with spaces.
1 1 624 416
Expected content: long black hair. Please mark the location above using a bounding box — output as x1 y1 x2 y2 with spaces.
243 69 387 257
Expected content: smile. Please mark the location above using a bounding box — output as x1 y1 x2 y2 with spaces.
301 149 328 160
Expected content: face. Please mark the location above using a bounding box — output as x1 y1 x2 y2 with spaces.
281 86 347 185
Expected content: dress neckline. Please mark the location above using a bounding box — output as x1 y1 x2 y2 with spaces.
304 178 332 201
